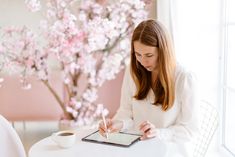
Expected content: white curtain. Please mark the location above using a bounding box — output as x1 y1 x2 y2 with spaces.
157 0 221 106
157 0 224 155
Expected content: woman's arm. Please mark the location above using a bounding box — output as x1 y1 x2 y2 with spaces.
142 72 200 143
112 65 134 131
158 72 199 142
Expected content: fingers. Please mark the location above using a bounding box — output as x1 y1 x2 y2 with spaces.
98 119 123 136
98 119 109 137
98 119 115 137
140 129 156 140
139 121 154 133
139 121 156 140
106 119 112 129
98 123 106 137
99 119 111 129
108 126 119 133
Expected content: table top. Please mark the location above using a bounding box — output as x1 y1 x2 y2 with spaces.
28 128 181 157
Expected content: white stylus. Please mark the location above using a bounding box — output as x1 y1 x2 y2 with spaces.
102 112 109 139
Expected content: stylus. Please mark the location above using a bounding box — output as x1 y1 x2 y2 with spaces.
102 112 109 139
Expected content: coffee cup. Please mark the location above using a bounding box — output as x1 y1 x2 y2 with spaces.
51 130 76 148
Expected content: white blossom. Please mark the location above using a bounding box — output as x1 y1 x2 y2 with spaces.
0 78 4 83
0 0 148 126
82 88 98 103
25 0 41 12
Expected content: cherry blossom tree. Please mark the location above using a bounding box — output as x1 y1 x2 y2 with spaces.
0 0 148 126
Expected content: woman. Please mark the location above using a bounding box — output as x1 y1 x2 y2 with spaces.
99 19 199 155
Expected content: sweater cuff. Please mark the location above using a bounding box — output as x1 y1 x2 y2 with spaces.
155 128 173 141
120 119 134 132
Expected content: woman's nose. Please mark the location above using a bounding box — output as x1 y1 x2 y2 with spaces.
140 57 148 66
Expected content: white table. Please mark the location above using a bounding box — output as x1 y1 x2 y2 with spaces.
28 128 182 157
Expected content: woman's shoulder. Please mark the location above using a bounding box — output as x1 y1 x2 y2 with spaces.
175 63 197 80
175 63 197 91
123 63 132 79
123 64 135 88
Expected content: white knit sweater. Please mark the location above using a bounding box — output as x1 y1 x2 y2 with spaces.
113 64 200 156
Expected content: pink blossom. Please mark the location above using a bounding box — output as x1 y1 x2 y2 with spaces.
102 109 109 117
25 0 41 12
64 77 70 84
47 10 56 18
20 79 32 90
0 0 147 126
142 0 152 5
0 78 4 83
25 58 34 67
82 88 98 103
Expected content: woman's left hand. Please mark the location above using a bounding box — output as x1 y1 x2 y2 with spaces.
139 121 157 140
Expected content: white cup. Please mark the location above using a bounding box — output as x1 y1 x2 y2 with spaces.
51 130 76 148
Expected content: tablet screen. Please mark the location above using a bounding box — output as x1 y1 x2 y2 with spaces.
82 130 141 147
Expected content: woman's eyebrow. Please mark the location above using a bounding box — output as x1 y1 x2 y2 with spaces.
135 51 153 55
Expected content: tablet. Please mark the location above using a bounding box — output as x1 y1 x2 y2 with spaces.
82 130 141 147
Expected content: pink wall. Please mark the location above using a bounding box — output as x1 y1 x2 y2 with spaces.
96 70 124 118
0 71 124 121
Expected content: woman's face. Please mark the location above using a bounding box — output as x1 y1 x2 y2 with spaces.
134 41 158 72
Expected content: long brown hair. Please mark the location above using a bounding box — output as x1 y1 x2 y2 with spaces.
131 19 176 111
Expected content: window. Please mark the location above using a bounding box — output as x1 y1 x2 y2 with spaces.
157 0 235 156
221 0 235 155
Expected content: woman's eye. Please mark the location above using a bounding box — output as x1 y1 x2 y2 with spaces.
135 53 141 57
146 55 153 57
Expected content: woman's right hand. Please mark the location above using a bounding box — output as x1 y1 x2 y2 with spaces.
98 119 123 137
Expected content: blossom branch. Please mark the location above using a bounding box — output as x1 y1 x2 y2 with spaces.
42 80 73 119
0 0 148 125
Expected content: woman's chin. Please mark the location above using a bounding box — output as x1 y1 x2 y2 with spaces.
146 68 152 71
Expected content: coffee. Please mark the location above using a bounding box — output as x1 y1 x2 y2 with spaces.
52 131 76 148
58 132 74 136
